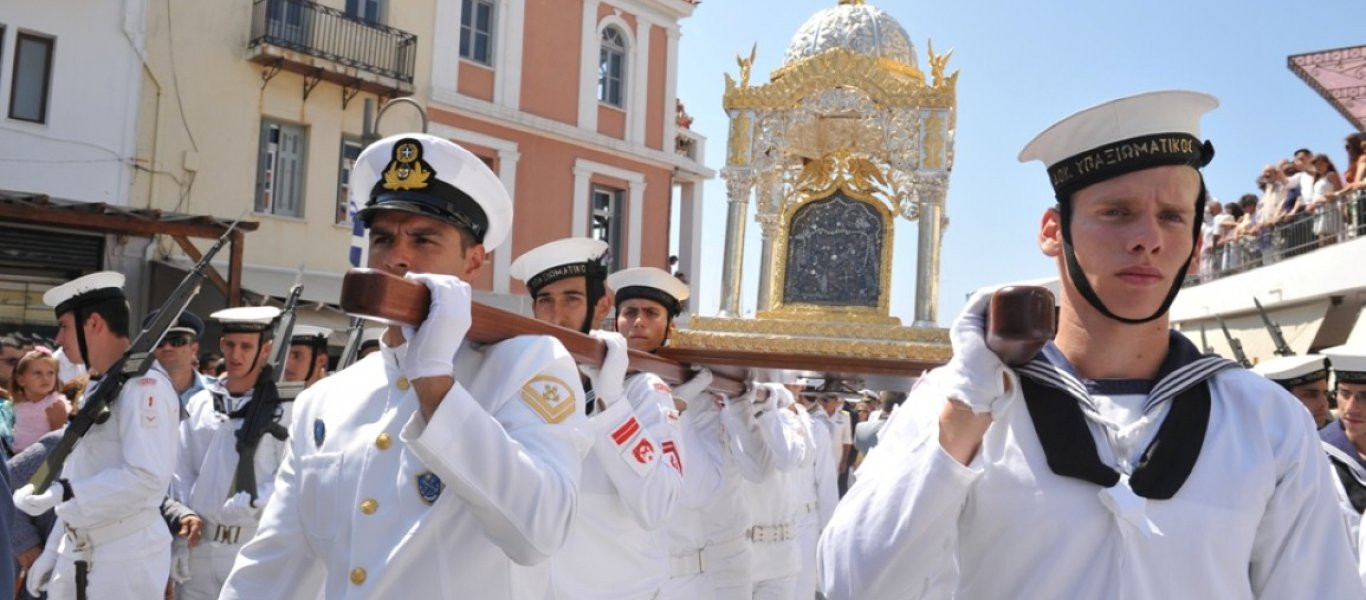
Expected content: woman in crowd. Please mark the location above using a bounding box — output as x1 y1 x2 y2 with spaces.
1308 153 1345 247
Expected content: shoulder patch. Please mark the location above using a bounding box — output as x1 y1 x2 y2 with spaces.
662 440 682 474
520 375 577 424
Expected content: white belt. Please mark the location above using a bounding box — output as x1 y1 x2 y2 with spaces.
65 507 161 550
205 518 258 546
669 549 706 578
705 534 749 559
746 521 796 544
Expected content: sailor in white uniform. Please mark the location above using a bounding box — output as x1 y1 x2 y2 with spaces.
15 271 181 599
173 306 286 599
1319 348 1366 566
282 324 332 388
788 388 837 600
818 90 1365 599
511 248 686 600
221 133 592 599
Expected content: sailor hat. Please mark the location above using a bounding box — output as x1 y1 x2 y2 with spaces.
509 238 612 294
1019 90 1218 198
351 133 512 251
291 325 333 346
211 306 282 334
44 271 126 317
1321 345 1366 384
607 267 691 317
142 309 204 339
1251 354 1329 389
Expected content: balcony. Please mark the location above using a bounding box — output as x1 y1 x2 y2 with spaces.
675 128 705 165
248 0 417 97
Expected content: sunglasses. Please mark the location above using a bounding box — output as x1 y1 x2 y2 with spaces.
157 336 193 348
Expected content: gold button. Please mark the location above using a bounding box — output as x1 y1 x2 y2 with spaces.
360 499 378 515
396 377 410 390
375 433 392 450
350 567 366 585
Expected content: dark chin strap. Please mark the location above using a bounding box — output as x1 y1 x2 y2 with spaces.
1057 176 1207 325
580 280 604 335
72 309 91 371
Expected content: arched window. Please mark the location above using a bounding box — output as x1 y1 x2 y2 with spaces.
598 27 627 108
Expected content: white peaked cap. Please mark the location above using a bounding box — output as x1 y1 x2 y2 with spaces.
351 132 513 251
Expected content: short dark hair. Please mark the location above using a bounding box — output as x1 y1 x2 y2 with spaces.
879 390 907 413
1294 148 1312 158
1238 193 1258 209
79 297 131 338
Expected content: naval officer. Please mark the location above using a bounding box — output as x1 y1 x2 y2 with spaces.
15 271 181 599
819 90 1364 599
221 133 592 599
1253 353 1334 429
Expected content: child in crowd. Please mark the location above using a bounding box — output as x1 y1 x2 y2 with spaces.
8 348 70 453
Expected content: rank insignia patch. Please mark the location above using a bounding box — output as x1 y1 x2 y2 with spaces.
521 375 577 424
416 471 444 505
313 419 326 448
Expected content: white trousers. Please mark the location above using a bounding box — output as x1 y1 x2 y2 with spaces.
710 535 753 600
176 539 245 600
752 574 797 600
794 511 819 600
660 573 715 600
47 543 170 600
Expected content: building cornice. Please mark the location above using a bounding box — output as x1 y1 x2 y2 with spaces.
430 85 715 179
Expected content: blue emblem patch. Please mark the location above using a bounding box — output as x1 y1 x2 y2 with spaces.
416 471 443 505
313 419 325 448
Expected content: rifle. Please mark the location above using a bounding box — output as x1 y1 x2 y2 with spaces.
1253 297 1294 357
1200 324 1213 354
30 216 246 493
229 270 304 503
1217 315 1253 368
335 317 367 370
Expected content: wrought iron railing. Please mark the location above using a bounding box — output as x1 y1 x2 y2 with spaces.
249 0 417 83
1185 190 1366 286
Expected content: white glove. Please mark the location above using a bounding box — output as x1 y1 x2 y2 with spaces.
14 483 61 517
400 273 473 380
580 331 628 408
26 546 57 596
171 538 192 583
671 368 713 405
220 491 262 523
938 288 1012 416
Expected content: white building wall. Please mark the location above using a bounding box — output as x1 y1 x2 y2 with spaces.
0 0 146 205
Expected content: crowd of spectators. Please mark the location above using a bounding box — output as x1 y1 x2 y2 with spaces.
1197 133 1366 283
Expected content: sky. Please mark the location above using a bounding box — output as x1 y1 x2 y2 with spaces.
670 0 1364 327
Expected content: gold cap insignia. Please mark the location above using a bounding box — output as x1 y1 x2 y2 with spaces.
382 139 433 191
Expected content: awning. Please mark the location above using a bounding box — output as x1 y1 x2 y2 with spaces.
1288 45 1366 131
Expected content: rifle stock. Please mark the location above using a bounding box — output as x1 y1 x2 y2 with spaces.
984 286 1056 366
30 216 246 493
1217 316 1253 368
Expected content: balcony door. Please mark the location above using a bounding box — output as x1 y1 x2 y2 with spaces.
266 0 312 49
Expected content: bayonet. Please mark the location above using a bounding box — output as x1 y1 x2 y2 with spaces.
1253 297 1294 357
1217 315 1253 368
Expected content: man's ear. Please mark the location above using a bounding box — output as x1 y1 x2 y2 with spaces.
463 244 487 280
1039 207 1063 258
592 293 613 326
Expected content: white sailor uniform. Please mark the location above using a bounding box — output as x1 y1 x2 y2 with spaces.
549 371 685 599
723 384 809 599
173 380 291 599
818 338 1365 599
791 403 837 600
660 390 726 600
41 366 181 599
220 336 592 599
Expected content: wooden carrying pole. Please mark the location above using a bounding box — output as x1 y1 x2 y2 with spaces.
340 269 749 396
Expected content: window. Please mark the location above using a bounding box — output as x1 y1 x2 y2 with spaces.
256 119 307 218
345 0 384 23
592 185 624 271
9 32 54 124
598 27 626 107
336 138 365 224
460 0 494 66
